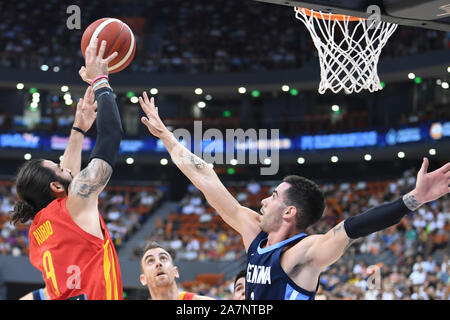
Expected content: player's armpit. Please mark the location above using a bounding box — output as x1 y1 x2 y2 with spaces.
303 221 354 270
65 159 112 238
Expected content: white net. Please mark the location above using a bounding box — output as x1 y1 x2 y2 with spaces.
294 7 398 94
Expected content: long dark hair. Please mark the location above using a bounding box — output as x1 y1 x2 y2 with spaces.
10 159 64 225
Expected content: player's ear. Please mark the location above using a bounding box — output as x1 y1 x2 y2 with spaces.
174 266 180 279
284 205 297 219
49 181 66 198
139 274 147 286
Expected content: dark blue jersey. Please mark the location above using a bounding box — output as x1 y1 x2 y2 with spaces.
245 231 319 300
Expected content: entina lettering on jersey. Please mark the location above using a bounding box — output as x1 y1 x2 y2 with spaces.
246 264 271 285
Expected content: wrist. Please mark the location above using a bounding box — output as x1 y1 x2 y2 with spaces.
93 81 112 92
91 75 109 87
402 190 423 211
159 129 173 141
72 126 86 136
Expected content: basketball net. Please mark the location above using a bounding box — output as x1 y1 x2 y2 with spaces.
294 7 398 94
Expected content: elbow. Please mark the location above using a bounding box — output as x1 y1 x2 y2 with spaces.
196 166 219 192
98 121 123 145
193 174 211 194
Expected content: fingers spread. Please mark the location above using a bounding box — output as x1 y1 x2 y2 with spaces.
83 86 91 100
77 98 84 108
141 117 150 126
143 91 150 105
419 157 429 175
105 51 118 63
98 40 107 59
87 38 98 58
439 162 450 174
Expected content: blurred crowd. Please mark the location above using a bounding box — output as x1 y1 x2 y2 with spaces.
0 0 448 74
98 184 164 248
311 166 449 299
0 180 164 255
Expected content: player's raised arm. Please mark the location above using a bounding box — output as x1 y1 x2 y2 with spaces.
60 86 97 177
138 93 261 250
66 39 121 229
303 158 450 270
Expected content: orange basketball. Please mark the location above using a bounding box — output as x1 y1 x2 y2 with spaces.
81 18 136 74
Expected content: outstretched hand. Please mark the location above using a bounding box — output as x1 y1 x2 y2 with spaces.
412 157 450 205
78 38 118 84
139 92 170 138
74 86 97 133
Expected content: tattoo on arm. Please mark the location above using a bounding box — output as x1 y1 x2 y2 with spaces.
333 224 356 253
402 193 421 211
69 159 112 198
333 225 342 235
183 153 206 170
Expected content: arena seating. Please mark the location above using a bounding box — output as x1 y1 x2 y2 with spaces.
0 0 448 74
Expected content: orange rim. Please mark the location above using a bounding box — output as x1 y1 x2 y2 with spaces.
298 7 365 21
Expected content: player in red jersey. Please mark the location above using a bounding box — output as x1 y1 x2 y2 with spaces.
139 241 214 300
10 39 123 300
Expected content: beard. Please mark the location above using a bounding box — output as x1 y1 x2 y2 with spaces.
56 176 71 195
260 212 282 233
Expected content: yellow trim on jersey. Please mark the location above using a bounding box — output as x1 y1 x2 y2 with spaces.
103 239 119 300
108 243 119 300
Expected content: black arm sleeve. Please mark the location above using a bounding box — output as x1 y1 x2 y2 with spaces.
343 197 411 239
89 87 123 167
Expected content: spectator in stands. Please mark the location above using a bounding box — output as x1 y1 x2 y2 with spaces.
409 265 427 286
139 241 214 300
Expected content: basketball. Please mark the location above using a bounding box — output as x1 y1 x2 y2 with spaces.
81 18 136 74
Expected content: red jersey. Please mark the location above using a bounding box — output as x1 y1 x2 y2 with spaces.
29 198 123 300
179 291 195 300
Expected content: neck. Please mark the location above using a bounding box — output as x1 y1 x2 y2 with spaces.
265 225 303 247
149 282 180 300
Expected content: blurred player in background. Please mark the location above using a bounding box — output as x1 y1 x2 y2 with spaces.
139 241 215 300
233 269 246 300
138 93 450 300
10 39 124 300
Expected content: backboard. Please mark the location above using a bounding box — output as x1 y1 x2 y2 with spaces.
254 0 450 32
